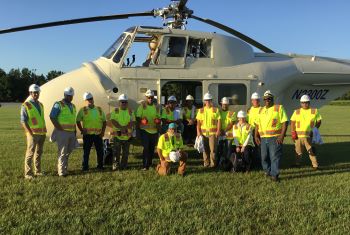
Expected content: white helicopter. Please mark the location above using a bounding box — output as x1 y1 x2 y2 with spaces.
1 0 350 138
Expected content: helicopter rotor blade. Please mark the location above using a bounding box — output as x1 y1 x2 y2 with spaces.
190 15 274 53
178 0 188 11
0 11 154 35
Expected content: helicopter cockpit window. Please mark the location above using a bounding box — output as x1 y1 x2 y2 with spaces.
113 35 131 64
216 83 247 105
167 37 186 57
187 38 212 58
102 33 127 59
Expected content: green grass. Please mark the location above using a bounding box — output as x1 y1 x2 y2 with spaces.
1 104 350 234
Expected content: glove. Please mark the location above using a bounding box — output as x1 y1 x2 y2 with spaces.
154 118 161 124
291 131 298 140
141 118 148 125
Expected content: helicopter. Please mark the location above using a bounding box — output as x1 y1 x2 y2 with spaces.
1 0 350 138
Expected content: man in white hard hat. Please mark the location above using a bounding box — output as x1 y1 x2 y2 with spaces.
21 84 47 180
290 95 322 170
217 97 237 169
50 87 77 177
161 95 182 133
196 92 221 167
231 110 254 172
255 90 288 182
136 89 161 170
182 94 197 145
109 93 135 170
76 92 106 171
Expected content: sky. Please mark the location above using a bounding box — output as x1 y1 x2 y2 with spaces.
0 0 350 75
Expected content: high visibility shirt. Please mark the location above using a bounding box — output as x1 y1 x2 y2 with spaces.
220 109 237 139
255 104 288 138
232 123 254 147
110 107 135 140
247 106 262 127
22 100 47 135
56 100 77 132
161 107 182 123
196 106 221 137
76 106 106 135
157 132 183 161
182 105 197 120
290 108 322 137
136 103 160 134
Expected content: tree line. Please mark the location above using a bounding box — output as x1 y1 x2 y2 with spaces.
0 68 64 102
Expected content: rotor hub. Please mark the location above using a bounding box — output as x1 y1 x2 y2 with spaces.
153 1 193 29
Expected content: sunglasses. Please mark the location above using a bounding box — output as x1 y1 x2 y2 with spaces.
121 101 128 104
147 97 153 99
264 97 273 101
87 98 93 101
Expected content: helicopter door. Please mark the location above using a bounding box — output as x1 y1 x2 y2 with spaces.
203 80 250 112
156 36 188 68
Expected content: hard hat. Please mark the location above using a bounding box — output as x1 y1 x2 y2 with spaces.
64 87 74 96
145 89 154 97
168 96 177 102
221 97 230 104
237 110 247 118
83 92 93 100
28 84 40 92
186 95 194 101
300 95 311 102
169 151 180 162
203 92 213 100
118 94 128 101
251 92 260 100
168 123 176 129
263 90 274 98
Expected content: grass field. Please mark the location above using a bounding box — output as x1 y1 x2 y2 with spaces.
1 104 350 234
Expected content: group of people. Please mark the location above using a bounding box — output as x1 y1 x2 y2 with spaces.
21 84 322 182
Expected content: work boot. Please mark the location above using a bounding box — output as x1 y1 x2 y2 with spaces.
25 175 34 180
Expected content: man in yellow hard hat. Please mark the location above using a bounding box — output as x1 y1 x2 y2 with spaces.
290 95 322 170
196 92 221 168
156 123 187 176
109 94 135 170
255 90 288 182
50 87 77 177
21 84 47 180
76 92 106 171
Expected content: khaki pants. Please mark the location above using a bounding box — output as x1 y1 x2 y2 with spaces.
54 130 76 176
157 152 187 176
24 134 45 176
295 137 318 167
202 135 217 167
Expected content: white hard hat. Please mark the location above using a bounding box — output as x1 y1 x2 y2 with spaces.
221 97 230 105
203 92 213 100
64 87 75 96
83 92 93 100
169 151 180 162
145 89 154 97
28 84 40 92
300 95 310 102
237 110 247 118
251 92 260 100
118 94 128 101
263 90 274 98
186 95 194 101
168 96 177 102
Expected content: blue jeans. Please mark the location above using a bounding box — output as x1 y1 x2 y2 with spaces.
140 129 158 169
82 134 104 170
216 139 233 166
260 137 282 177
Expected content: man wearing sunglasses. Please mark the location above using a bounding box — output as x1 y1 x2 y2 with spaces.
255 90 288 182
76 92 106 171
21 84 47 180
109 94 135 170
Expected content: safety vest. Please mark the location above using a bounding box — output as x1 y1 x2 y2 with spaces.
138 102 160 134
293 108 319 137
220 109 236 139
161 133 183 160
22 101 47 135
80 106 104 135
183 106 196 120
247 106 262 127
232 124 254 146
57 100 76 132
111 107 133 140
257 105 285 138
198 106 219 137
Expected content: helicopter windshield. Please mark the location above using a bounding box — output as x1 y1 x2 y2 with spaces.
102 33 127 59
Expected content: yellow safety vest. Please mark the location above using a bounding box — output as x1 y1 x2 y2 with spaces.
22 101 47 135
183 106 196 120
137 103 160 134
79 106 104 135
197 106 220 137
110 107 133 140
232 124 254 146
220 109 236 140
57 100 76 132
162 107 175 122
247 106 262 127
159 133 183 161
292 108 319 138
257 105 287 138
